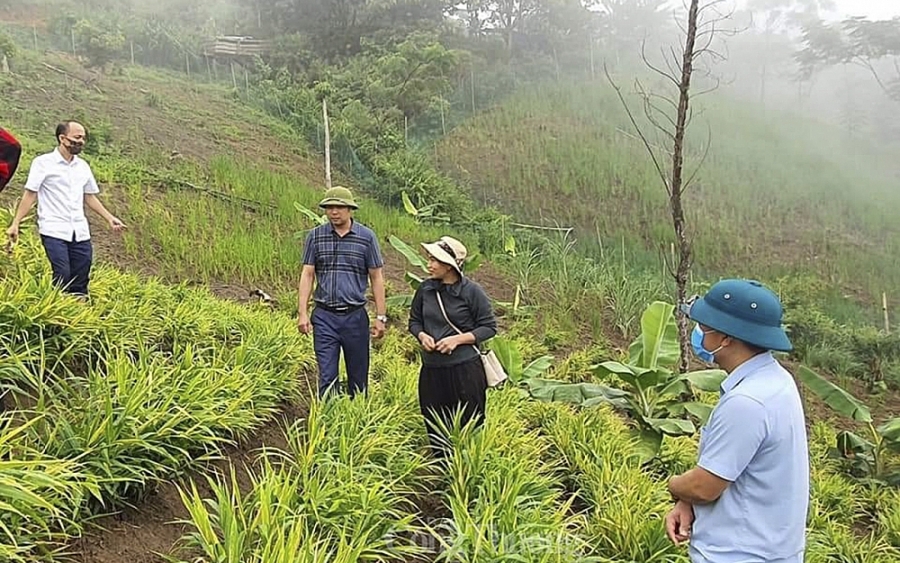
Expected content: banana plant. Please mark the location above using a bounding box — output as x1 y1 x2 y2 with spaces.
385 236 428 307
797 365 900 485
292 202 327 240
524 301 727 463
401 191 450 224
487 336 553 385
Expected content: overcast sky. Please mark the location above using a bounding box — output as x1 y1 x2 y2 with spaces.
829 0 900 20
713 1 900 20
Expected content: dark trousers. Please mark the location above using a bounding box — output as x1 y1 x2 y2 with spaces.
40 234 93 296
418 356 488 457
311 306 370 398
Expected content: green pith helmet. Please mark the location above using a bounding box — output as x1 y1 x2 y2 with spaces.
682 279 793 352
318 186 359 209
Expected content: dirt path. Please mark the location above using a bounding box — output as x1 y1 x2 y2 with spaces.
71 400 308 563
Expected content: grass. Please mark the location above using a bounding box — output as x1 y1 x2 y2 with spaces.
167 330 900 562
433 79 900 323
0 212 313 561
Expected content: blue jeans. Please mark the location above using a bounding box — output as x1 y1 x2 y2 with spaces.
40 234 93 296
311 307 370 398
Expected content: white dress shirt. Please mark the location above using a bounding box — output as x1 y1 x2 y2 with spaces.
24 148 100 242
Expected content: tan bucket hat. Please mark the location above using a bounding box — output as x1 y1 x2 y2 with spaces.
318 186 359 209
421 236 467 274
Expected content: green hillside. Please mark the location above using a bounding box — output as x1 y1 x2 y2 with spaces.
434 82 900 321
2 2 900 562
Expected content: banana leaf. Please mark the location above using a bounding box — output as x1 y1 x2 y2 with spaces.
798 365 872 422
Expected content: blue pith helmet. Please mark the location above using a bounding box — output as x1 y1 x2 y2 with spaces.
681 279 793 352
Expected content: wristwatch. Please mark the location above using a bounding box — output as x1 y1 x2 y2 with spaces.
376 314 388 323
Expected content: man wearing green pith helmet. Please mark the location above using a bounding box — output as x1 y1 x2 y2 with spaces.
665 279 810 563
297 186 387 399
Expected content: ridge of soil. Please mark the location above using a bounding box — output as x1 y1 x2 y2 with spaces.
71 400 309 563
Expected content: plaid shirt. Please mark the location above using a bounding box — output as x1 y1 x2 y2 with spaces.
302 220 384 308
0 127 22 192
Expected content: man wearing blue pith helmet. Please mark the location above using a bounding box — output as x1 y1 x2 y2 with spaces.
665 279 810 563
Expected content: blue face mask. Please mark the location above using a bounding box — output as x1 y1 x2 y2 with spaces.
691 324 722 364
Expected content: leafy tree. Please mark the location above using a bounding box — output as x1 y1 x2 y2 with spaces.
797 16 900 101
595 0 672 66
73 18 127 70
0 33 15 74
260 0 447 60
445 0 492 37
742 0 834 105
487 0 546 56
320 33 463 128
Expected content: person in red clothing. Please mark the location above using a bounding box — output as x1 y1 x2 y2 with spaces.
0 126 21 192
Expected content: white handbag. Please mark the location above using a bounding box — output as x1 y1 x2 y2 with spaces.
435 292 508 388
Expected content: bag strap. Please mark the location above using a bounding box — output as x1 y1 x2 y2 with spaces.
435 290 481 354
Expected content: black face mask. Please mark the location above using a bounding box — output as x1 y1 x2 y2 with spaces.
62 137 84 155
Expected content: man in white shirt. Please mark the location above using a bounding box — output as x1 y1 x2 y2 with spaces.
5 121 126 297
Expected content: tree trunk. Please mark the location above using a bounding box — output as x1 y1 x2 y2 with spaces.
671 0 700 374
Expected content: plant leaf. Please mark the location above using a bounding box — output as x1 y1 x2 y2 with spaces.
293 202 326 225
797 365 872 422
463 252 483 274
489 336 523 381
632 427 663 464
684 369 727 393
527 378 628 407
593 361 651 377
504 235 516 256
592 362 656 392
658 376 689 397
582 394 632 410
522 355 554 382
836 430 874 456
877 418 900 450
386 294 413 307
388 235 429 272
634 301 679 370
401 191 418 217
644 417 695 436
682 402 715 424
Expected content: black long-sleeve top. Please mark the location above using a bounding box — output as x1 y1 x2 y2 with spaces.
408 277 498 367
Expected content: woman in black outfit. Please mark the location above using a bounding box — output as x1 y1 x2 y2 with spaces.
408 236 498 457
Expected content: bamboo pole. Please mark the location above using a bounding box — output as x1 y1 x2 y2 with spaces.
589 34 595 79
470 66 476 113
323 99 332 189
884 292 891 333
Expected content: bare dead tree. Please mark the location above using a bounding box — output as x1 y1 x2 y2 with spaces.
605 0 736 373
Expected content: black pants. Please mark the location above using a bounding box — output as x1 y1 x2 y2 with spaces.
418 355 487 457
40 234 93 296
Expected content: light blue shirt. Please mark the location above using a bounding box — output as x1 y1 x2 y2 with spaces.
690 352 810 563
